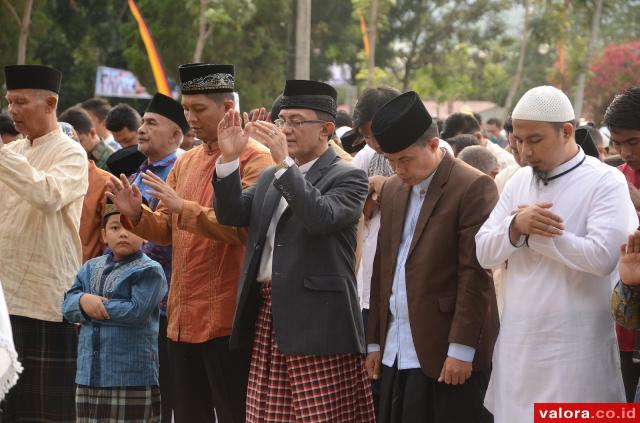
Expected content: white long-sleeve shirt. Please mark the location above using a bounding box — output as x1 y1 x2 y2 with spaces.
475 147 637 422
0 127 88 322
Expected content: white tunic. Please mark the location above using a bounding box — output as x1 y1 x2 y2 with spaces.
475 148 637 422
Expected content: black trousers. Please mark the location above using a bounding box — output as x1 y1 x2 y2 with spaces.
167 336 250 423
620 351 640 403
158 315 172 423
378 363 493 423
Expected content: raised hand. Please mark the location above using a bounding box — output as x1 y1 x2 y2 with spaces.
218 109 249 163
250 121 288 164
106 174 143 222
620 231 640 286
141 170 184 214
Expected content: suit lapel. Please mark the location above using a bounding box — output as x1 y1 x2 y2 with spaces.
407 152 454 258
258 172 282 237
304 146 338 186
390 184 410 271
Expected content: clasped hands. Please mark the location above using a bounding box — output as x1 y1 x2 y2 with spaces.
218 108 287 164
510 202 564 243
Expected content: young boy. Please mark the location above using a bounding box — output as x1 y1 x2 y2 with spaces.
62 203 167 422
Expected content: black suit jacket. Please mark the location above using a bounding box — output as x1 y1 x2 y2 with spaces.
213 147 369 355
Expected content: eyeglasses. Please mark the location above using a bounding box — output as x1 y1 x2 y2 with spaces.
274 118 327 129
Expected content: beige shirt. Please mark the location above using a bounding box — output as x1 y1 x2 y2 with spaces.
0 127 88 322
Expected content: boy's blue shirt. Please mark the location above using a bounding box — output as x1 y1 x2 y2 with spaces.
62 250 167 387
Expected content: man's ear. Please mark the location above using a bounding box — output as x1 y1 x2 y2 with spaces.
90 127 98 139
101 228 107 244
45 95 58 113
321 122 336 139
562 122 575 140
223 100 235 111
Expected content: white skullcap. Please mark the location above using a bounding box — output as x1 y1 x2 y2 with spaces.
512 86 575 122
335 126 352 138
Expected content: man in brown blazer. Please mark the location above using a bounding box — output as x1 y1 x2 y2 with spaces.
365 92 500 423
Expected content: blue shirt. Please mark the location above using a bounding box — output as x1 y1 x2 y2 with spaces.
62 251 167 387
130 152 178 315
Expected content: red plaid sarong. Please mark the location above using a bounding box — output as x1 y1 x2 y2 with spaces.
246 282 376 422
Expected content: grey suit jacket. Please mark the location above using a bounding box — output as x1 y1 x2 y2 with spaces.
213 147 369 355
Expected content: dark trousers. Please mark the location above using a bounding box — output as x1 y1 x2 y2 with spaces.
167 336 250 423
378 363 493 423
361 308 380 415
158 315 172 423
0 315 77 422
620 351 640 403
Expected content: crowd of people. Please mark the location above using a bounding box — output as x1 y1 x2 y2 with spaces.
0 61 639 423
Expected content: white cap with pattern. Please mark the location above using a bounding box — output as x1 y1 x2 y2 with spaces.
512 86 575 122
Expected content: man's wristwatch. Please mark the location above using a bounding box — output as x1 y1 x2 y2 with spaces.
275 160 291 172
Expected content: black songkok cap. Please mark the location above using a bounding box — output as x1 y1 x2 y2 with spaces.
372 91 432 154
106 145 146 177
146 93 190 135
178 63 234 94
280 80 337 118
4 65 62 94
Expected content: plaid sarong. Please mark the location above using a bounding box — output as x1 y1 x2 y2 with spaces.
246 282 375 422
0 315 77 422
76 385 161 422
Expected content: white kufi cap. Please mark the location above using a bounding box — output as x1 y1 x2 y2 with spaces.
512 85 575 122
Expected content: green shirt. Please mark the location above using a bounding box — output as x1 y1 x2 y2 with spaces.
90 139 114 171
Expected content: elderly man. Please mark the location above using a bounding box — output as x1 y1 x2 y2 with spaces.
458 145 500 178
366 92 499 423
127 92 189 422
108 63 272 423
213 79 375 422
475 86 637 422
0 65 88 421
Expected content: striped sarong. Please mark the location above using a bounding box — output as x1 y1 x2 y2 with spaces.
246 282 375 422
76 385 161 422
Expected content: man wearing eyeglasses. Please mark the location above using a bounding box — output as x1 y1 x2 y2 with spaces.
603 86 640 403
213 80 376 422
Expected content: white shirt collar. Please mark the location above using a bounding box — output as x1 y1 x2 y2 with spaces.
298 157 320 175
547 146 585 178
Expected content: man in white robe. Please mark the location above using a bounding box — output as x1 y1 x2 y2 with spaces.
475 86 637 422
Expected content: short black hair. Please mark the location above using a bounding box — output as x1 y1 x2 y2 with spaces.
441 113 481 139
473 112 482 125
487 117 502 127
335 110 352 128
503 116 513 134
81 97 111 122
105 104 141 132
447 133 480 156
59 107 95 135
204 92 235 105
603 87 640 131
413 121 440 147
352 86 400 129
101 211 120 228
0 113 18 136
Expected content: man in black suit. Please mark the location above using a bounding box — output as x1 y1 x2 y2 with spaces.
212 80 375 422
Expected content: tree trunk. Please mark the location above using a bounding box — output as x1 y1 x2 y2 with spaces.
17 0 33 65
503 0 531 118
193 0 210 62
294 0 311 79
367 0 379 86
573 0 603 119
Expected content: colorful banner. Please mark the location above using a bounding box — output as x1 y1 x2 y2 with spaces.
360 15 370 56
94 66 151 99
128 0 170 95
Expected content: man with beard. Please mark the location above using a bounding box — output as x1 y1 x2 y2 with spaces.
475 86 637 421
